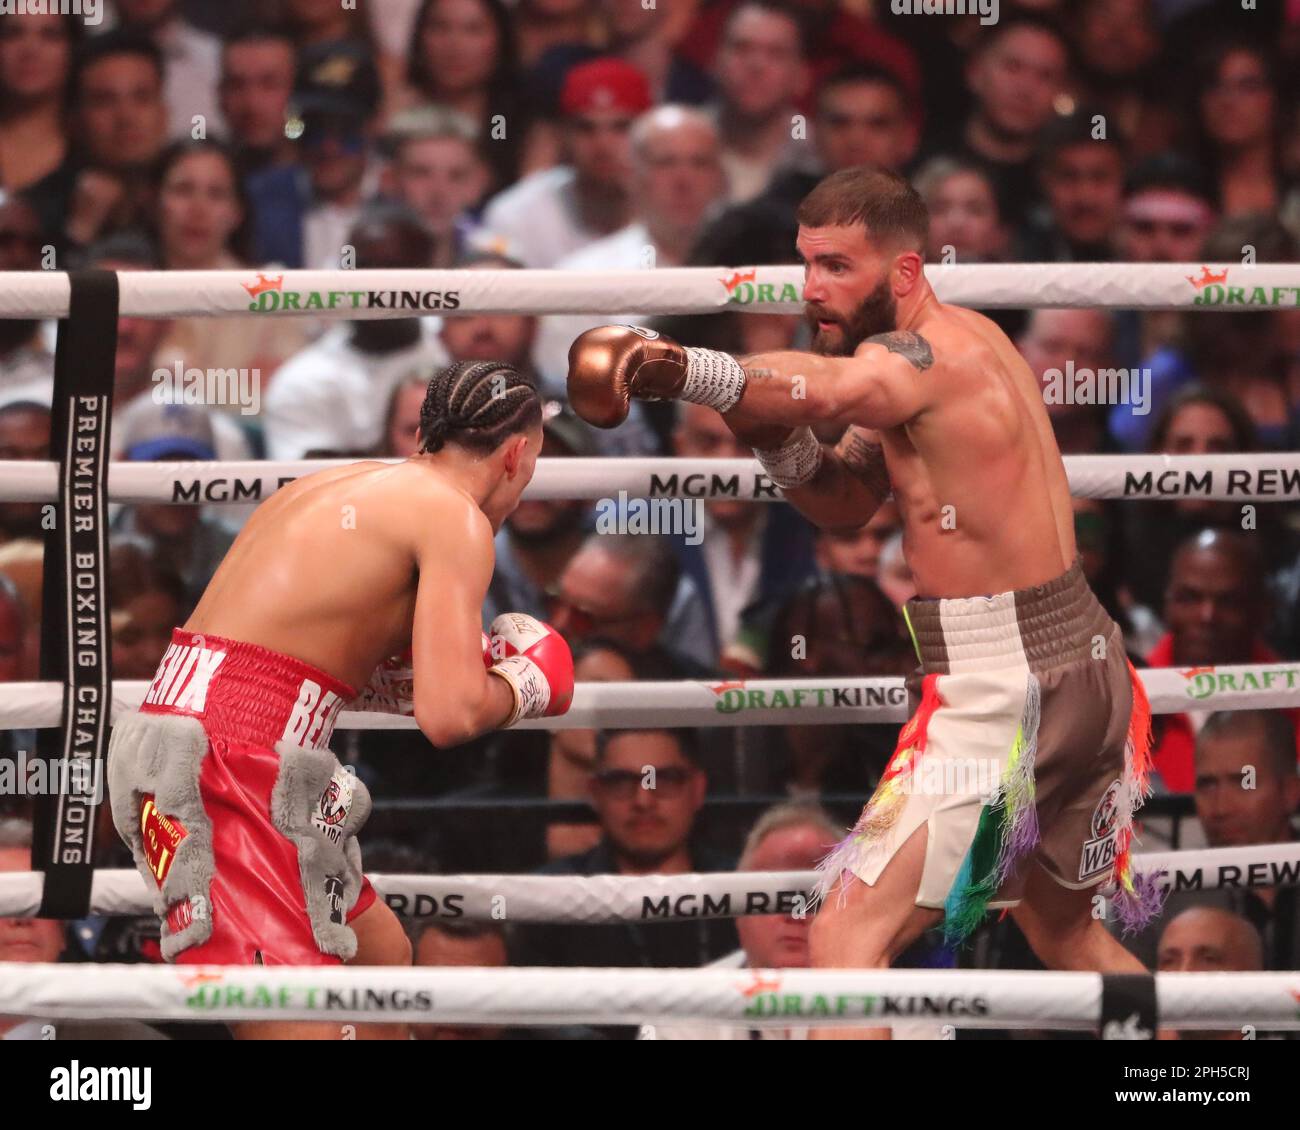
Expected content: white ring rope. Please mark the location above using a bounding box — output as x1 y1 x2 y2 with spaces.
1 453 1296 505
0 963 1293 1029
0 844 1294 922
0 665 1292 730
0 263 1295 318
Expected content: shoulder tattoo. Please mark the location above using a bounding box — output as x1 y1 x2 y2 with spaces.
834 426 891 499
865 330 934 372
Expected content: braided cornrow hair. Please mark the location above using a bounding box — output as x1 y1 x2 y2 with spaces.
417 360 541 455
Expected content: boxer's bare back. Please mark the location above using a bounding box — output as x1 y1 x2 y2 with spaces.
186 458 514 740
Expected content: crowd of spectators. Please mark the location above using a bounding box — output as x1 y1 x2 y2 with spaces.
0 0 1297 1040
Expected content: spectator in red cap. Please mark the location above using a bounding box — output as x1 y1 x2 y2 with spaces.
530 104 726 395
480 56 649 267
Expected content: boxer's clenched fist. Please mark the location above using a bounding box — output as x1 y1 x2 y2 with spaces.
487 613 574 724
566 325 690 428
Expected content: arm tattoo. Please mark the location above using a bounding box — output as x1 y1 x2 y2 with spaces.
865 330 934 372
834 426 891 500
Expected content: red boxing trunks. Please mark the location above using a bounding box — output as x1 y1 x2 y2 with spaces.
108 630 377 966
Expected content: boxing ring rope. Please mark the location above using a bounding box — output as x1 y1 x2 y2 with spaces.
0 963 1294 1029
0 263 1295 318
0 453 1296 504
0 843 1295 922
2 265 1296 1035
0 664 1294 730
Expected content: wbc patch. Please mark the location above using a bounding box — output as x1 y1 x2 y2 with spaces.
1078 778 1122 881
313 768 355 845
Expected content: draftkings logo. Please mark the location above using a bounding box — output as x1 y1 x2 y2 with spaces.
707 678 906 714
1187 265 1300 307
1179 664 1300 701
242 273 461 314
180 970 434 1014
735 972 990 1020
720 269 800 306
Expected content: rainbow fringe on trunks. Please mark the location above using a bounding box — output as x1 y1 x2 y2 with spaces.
816 661 1164 946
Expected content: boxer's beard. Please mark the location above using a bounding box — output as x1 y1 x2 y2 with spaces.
806 277 897 357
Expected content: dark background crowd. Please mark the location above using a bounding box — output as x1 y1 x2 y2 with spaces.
0 0 1298 1040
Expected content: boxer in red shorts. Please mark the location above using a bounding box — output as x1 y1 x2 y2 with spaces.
108 361 574 1040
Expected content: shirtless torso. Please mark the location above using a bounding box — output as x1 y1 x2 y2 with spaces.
822 302 1078 599
186 458 516 740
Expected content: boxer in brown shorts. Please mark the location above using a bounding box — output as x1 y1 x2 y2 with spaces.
567 166 1162 1036
818 558 1155 944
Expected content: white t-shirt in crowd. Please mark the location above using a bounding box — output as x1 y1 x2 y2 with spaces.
159 20 225 141
263 321 449 460
480 167 604 269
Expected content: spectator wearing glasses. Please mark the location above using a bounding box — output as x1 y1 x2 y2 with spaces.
510 726 738 992
544 639 689 862
549 531 715 676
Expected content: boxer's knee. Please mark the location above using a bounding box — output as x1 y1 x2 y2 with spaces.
809 894 891 969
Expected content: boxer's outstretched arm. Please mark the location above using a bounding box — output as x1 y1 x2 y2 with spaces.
732 331 935 432
411 506 515 748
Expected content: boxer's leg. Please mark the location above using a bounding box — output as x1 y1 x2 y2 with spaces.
231 899 413 1041
1011 862 1146 973
808 824 943 1040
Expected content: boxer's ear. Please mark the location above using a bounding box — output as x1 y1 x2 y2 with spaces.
501 433 529 477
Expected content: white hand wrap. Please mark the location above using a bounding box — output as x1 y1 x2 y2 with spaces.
681 348 746 413
755 427 823 489
489 655 551 727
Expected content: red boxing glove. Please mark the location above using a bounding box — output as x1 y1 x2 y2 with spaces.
487 613 574 724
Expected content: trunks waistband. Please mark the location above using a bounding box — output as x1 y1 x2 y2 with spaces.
903 558 1113 674
139 629 358 750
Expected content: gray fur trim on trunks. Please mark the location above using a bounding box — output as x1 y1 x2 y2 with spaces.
107 712 216 962
269 741 373 961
